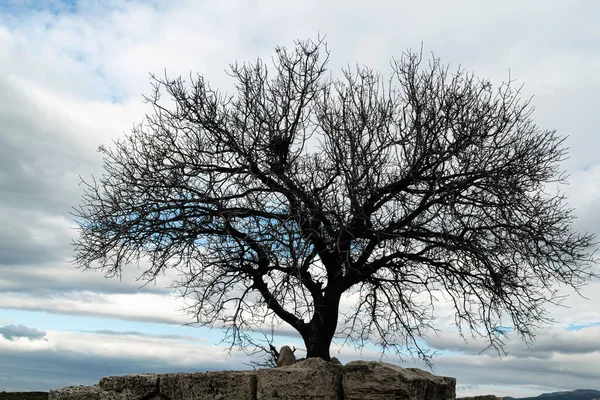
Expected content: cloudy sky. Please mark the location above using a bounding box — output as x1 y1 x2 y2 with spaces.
1 0 600 397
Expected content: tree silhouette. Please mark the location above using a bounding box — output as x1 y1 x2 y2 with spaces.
73 38 597 362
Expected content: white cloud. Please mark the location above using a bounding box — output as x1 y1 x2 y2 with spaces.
0 325 251 391
32 329 235 368
0 291 187 325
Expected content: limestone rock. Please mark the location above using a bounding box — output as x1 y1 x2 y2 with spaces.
47 358 459 400
99 374 159 399
342 361 455 400
145 395 170 400
257 357 343 399
48 384 101 400
330 357 342 365
276 345 296 367
160 371 257 400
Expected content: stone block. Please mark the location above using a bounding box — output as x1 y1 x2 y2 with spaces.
256 358 342 400
159 371 257 400
98 374 159 399
342 361 455 400
48 385 101 400
276 346 296 367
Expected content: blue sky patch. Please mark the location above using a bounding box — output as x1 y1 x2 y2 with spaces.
0 0 78 17
565 321 600 331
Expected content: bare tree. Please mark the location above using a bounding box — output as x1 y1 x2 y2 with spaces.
73 38 598 363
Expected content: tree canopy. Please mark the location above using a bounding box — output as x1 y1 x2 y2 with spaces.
73 38 598 362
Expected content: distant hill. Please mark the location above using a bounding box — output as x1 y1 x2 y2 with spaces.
505 389 600 400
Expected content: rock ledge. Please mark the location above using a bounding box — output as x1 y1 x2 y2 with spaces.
49 359 455 400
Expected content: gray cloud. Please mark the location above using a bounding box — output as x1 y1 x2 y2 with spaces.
425 325 600 359
435 353 600 395
0 324 46 341
0 77 90 214
0 74 98 271
82 329 206 343
0 209 71 266
0 261 174 296
0 329 252 392
0 294 186 326
0 347 238 392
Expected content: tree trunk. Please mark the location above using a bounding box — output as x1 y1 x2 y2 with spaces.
303 327 335 360
301 294 340 361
